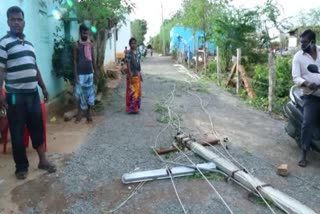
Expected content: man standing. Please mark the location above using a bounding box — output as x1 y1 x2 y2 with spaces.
74 24 96 123
292 29 320 167
0 6 56 179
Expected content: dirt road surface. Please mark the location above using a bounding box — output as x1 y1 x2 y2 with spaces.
1 55 320 214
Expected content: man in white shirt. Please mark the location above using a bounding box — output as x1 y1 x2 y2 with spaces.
292 29 320 167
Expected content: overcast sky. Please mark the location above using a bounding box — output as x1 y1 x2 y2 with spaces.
130 0 320 40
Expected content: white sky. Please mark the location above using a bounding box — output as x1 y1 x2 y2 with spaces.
130 0 320 41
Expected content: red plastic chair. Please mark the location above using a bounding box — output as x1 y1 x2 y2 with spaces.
1 91 47 153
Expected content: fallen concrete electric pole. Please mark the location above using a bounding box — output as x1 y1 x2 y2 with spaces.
182 139 316 214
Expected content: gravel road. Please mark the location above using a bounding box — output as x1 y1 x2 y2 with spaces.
11 55 320 214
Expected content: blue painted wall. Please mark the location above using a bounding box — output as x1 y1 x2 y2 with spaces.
170 26 215 57
0 0 79 99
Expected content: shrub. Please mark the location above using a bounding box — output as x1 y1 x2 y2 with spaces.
97 71 107 93
275 56 293 98
208 60 217 74
247 50 268 65
252 64 269 97
52 38 75 84
172 48 178 59
249 96 269 110
251 56 292 98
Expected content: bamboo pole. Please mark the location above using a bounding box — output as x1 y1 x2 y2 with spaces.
114 28 117 63
268 52 276 112
226 63 237 86
188 46 191 68
193 34 196 72
236 48 241 94
185 141 316 214
204 47 207 74
239 65 256 99
216 47 220 84
196 51 199 72
161 2 165 55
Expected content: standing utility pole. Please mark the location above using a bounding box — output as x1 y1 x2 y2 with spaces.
161 2 166 55
236 48 242 94
216 47 220 84
268 52 276 112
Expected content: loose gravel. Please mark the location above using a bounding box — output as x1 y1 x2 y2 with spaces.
13 56 320 214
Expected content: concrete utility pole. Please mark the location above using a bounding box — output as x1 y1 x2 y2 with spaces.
161 1 166 55
114 27 117 63
183 140 316 214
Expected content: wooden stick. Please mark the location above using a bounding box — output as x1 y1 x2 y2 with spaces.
239 65 256 99
216 47 220 84
236 48 241 94
268 52 276 112
226 63 237 86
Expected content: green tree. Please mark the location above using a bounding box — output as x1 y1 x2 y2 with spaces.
131 19 148 44
52 0 134 91
295 7 320 27
209 0 287 70
75 0 134 73
181 0 216 47
211 6 260 70
150 11 183 54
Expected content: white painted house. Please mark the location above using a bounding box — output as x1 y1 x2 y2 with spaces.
104 15 131 64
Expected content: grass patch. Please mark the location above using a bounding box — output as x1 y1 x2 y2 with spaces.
244 150 252 156
176 82 190 91
248 193 276 208
204 71 288 116
176 80 210 93
93 89 111 112
157 114 170 123
154 102 183 124
191 81 209 93
164 152 176 159
154 102 170 123
154 102 168 114
238 88 288 116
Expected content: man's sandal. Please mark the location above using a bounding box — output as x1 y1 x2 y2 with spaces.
298 159 308 167
75 115 82 123
38 164 56 173
86 115 93 123
15 171 28 180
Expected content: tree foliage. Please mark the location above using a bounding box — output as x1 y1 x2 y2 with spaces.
75 0 134 71
131 19 148 45
152 0 286 69
294 7 320 27
211 6 260 70
150 11 183 53
52 0 134 82
286 7 320 41
181 0 222 43
182 0 211 32
75 0 134 28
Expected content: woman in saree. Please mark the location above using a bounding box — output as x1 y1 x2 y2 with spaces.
126 38 142 114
